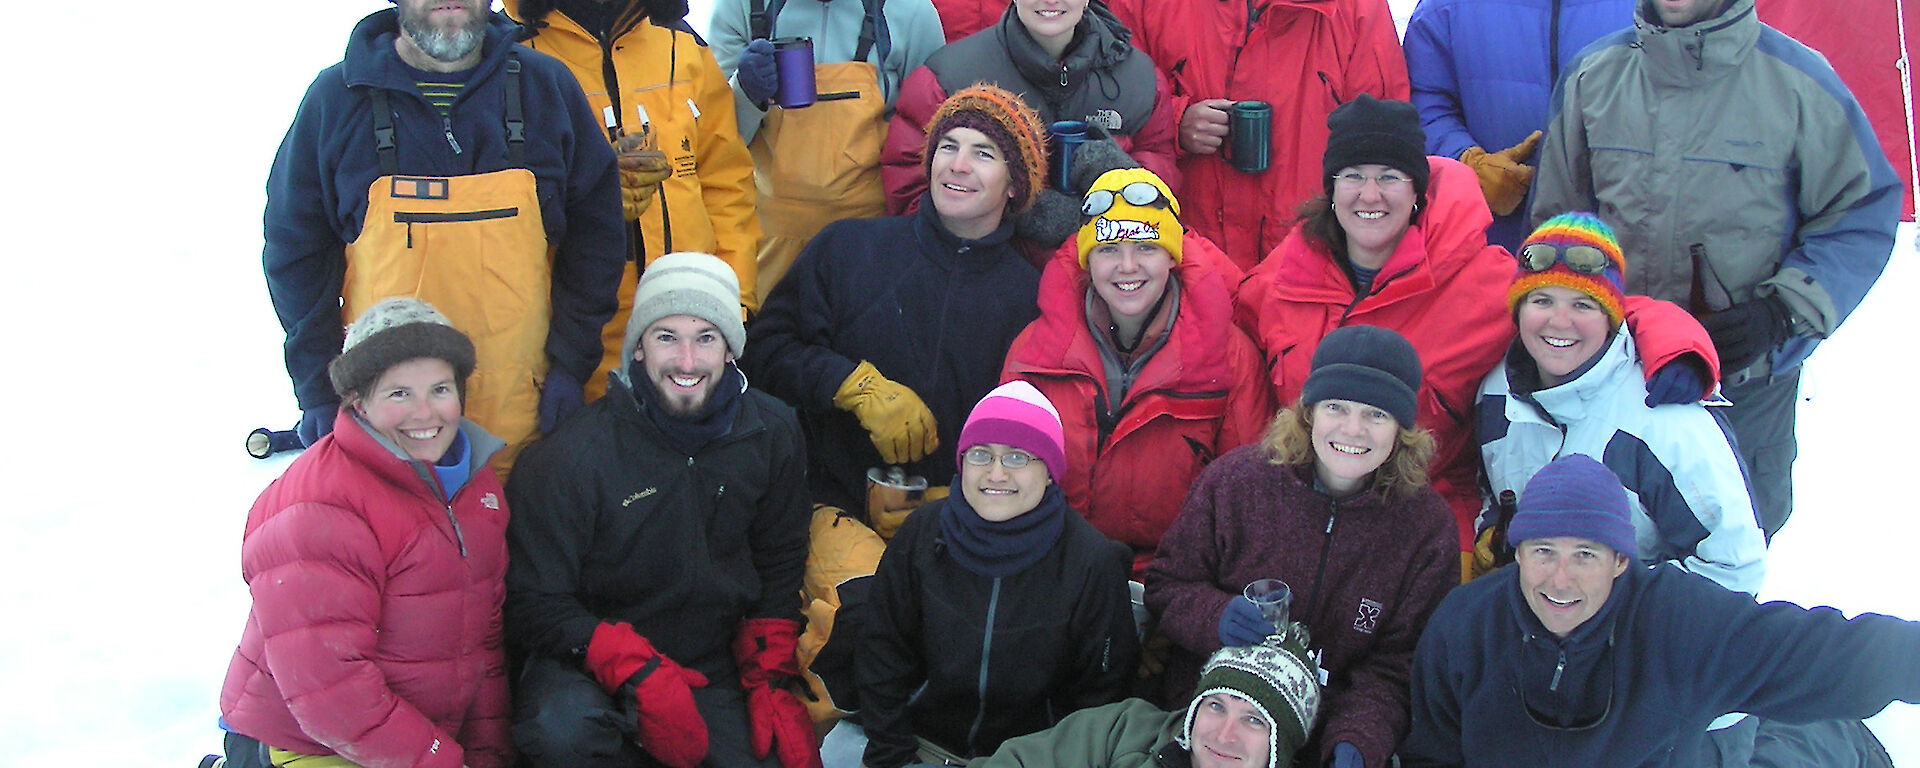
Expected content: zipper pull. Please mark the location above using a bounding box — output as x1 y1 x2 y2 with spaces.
1059 62 1069 87
1550 651 1566 692
686 98 701 120
442 116 463 155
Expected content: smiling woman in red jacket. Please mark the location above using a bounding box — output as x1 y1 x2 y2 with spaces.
1001 167 1271 578
219 299 513 768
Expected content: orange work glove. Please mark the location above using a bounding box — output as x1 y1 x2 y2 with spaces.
1458 130 1542 216
616 131 674 220
832 361 938 465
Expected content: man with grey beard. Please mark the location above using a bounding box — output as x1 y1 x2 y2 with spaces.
263 0 626 478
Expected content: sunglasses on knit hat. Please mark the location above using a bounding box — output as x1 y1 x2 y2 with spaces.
1519 242 1613 275
1082 181 1177 217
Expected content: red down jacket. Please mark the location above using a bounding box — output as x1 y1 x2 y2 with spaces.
1107 0 1410 270
1003 236 1272 576
219 412 512 768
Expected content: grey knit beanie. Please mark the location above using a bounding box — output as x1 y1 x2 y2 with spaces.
328 297 477 401
621 252 746 363
1299 325 1423 427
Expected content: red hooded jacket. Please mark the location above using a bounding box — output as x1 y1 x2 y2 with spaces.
1236 157 1719 552
220 414 512 768
1108 0 1410 270
1003 235 1272 576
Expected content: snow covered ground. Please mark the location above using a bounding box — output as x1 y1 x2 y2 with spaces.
1 2 1911 765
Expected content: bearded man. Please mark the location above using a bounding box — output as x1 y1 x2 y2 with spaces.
504 252 817 768
262 0 626 475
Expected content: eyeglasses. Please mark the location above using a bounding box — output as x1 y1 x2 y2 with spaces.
1331 171 1411 190
962 447 1036 469
1083 181 1177 217
1519 243 1613 275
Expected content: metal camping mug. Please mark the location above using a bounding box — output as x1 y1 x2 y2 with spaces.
771 37 816 109
1224 100 1272 173
1048 120 1090 192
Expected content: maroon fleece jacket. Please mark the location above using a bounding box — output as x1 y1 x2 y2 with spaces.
1144 443 1457 767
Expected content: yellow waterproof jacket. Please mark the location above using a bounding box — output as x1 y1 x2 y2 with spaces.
508 1 763 314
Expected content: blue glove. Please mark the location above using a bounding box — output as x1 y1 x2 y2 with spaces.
1217 596 1277 647
539 368 586 434
297 405 337 447
1332 742 1364 768
1643 354 1709 407
738 38 779 106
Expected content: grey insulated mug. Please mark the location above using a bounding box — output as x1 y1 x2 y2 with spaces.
772 37 816 109
1048 120 1089 192
1224 100 1272 173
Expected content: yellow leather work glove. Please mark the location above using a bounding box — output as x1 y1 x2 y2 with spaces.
1458 130 1541 216
616 132 674 220
832 361 938 465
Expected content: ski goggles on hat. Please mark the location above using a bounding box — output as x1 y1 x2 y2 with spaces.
1083 181 1177 217
1519 242 1612 275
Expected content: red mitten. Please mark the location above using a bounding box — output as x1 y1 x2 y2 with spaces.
586 622 711 768
733 618 823 768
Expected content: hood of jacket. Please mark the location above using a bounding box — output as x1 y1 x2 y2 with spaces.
1633 0 1760 84
998 0 1137 105
1268 156 1498 308
342 7 524 90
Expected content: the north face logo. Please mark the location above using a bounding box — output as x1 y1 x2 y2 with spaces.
1352 598 1382 634
1093 217 1159 242
480 493 499 510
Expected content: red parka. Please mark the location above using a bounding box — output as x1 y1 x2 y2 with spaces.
1236 157 1720 555
220 413 512 768
1003 236 1273 577
1107 0 1410 270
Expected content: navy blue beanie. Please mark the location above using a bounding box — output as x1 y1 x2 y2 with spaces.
1299 325 1422 427
1507 454 1637 558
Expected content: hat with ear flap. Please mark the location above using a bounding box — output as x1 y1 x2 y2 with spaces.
1178 627 1323 768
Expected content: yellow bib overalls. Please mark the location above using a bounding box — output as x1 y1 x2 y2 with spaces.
343 61 548 477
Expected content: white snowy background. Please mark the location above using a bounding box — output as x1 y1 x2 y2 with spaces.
2 2 1911 765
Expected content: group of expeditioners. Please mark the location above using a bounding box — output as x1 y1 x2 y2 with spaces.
216 0 1916 767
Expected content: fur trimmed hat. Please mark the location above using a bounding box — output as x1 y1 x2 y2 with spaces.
1507 453 1637 557
1178 629 1322 768
1077 167 1185 267
622 252 746 363
923 84 1049 215
957 380 1067 480
1509 212 1628 328
1322 94 1430 200
1298 325 1423 428
329 298 477 402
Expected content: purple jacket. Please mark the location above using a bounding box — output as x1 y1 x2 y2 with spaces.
1144 444 1457 768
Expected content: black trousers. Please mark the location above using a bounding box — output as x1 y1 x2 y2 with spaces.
512 655 781 768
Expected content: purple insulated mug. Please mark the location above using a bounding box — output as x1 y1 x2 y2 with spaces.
772 37 816 109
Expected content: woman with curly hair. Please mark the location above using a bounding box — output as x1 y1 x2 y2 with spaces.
1145 325 1458 768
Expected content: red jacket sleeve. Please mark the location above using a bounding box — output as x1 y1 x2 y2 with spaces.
1122 66 1183 193
1340 0 1411 102
881 67 949 216
1623 295 1723 398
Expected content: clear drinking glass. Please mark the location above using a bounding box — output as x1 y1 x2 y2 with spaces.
1243 578 1292 629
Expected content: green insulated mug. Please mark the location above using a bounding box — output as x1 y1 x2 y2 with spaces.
1224 100 1272 174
